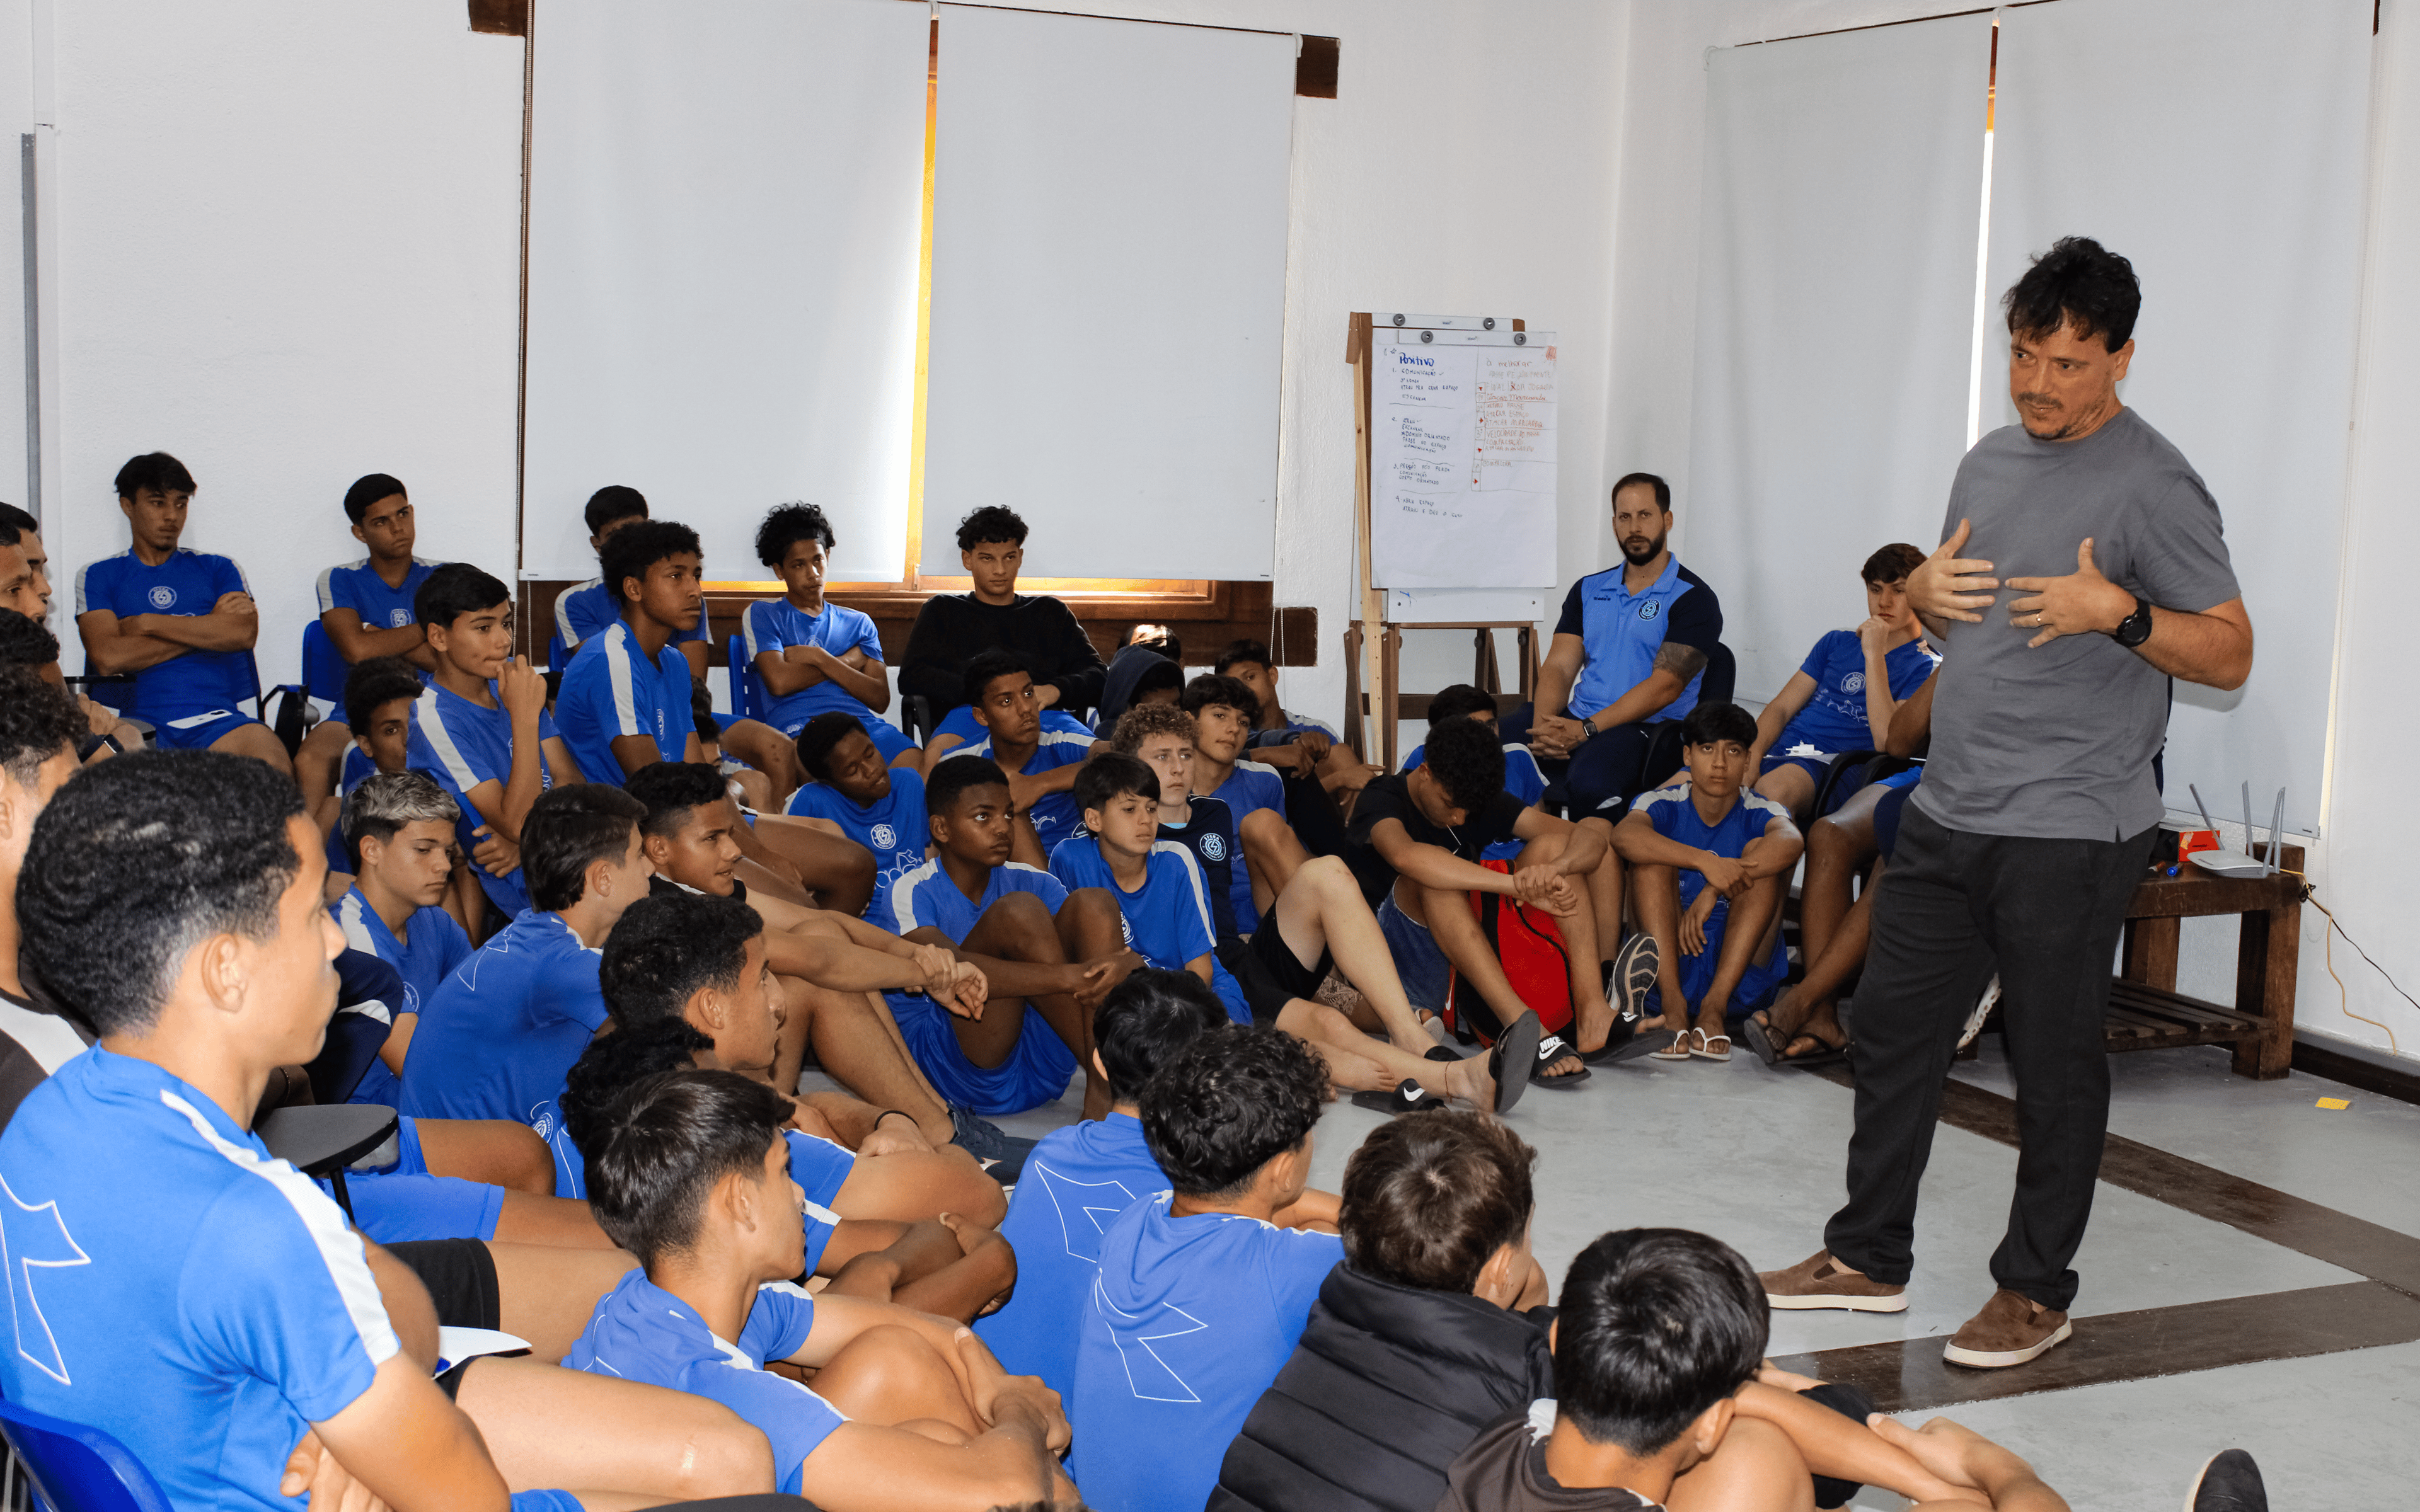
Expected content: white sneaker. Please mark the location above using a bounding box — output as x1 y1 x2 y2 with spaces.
1958 975 2002 1050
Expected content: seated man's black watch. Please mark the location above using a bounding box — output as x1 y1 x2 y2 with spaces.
1577 716 1598 740
2114 595 2154 648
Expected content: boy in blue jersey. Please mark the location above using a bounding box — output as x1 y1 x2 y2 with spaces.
1106 703 1242 936
551 484 710 680
1614 702 1804 1062
0 749 639 1512
1057 754 1517 1114
72 450 291 773
308 656 420 887
1509 472 1726 817
1218 637 1381 803
333 772 471 1101
410 563 584 921
556 519 705 782
1183 673 1307 933
296 473 444 801
881 754 1139 1120
572 1068 1076 1509
973 968 1226 1402
789 710 931 900
1071 1024 1345 1512
746 503 916 763
401 783 650 1129
1747 542 1939 822
957 648 1096 861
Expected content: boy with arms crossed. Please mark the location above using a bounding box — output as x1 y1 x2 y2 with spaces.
746 503 918 764
955 649 1095 861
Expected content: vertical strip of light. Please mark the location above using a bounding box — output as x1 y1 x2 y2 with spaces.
902 12 938 587
1965 18 1999 449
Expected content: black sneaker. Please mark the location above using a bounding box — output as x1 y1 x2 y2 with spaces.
2186 1450 2267 1512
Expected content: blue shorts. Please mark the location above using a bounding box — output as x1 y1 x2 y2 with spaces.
1649 879 1789 1022
931 703 1094 750
781 711 917 763
512 1494 583 1512
1872 771 1922 860
887 990 1076 1115
1760 750 1832 788
1377 893 1451 1012
151 708 262 751
788 1131 856 1273
338 1116 506 1243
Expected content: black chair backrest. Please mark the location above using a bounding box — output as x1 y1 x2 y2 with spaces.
1699 642 1737 706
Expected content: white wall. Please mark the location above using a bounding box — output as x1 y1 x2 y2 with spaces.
40 1 524 690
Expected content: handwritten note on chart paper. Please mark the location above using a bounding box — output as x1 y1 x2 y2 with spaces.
1371 329 1557 589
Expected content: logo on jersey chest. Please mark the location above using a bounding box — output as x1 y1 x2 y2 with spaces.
870 823 898 850
390 609 412 628
147 585 177 610
1841 672 1865 694
1637 600 1661 621
1200 832 1228 862
1118 914 1134 946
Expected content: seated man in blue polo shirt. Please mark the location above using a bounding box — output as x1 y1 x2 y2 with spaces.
1505 471 1724 818
1746 541 1939 822
551 484 710 680
556 519 706 782
72 450 290 774
744 503 918 765
954 649 1095 861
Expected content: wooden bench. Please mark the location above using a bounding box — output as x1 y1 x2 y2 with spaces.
2114 842 2305 1080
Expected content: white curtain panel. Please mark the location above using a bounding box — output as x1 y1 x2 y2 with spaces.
524 0 929 584
1686 12 1993 702
1988 0 2372 835
920 6 1294 580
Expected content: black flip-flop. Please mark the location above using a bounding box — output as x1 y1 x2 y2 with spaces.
1350 1079 1447 1115
1589 1021 1678 1066
1487 1012 1541 1116
1575 1016 1645 1066
1528 1031 1593 1089
1775 1032 1850 1070
1743 1016 1787 1067
1424 1045 1463 1063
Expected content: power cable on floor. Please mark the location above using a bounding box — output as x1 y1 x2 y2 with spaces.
2295 884 2404 1057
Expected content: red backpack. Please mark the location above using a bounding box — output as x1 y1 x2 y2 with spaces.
1443 859 1574 1045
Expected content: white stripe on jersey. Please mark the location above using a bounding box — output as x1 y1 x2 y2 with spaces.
1742 791 1793 823
555 577 600 646
72 551 130 616
335 892 381 958
315 564 343 616
158 1089 401 1371
413 688 483 791
741 600 773 660
1151 840 1218 939
1037 730 1095 750
885 858 944 934
604 623 643 735
1631 785 1686 814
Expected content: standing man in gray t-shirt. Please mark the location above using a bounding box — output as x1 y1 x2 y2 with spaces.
1760 238 2254 1370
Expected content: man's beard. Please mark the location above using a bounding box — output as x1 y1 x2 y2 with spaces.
1622 529 1668 566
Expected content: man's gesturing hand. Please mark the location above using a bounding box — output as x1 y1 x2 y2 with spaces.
1906 519 2000 625
2004 538 2135 649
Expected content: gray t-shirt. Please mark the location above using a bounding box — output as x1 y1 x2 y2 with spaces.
1915 409 2238 841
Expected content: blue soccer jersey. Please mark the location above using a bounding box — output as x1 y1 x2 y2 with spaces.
972 1111 1165 1407
1775 629 1939 757
555 576 708 652
786 766 930 906
1633 782 1793 1014
0 1048 404 1512
955 726 1095 857
1072 1193 1344 1512
877 857 1066 941
331 888 469 1106
1202 760 1284 935
399 909 607 1126
318 557 439 646
931 702 1095 752
743 597 888 734
1555 557 1723 726
557 620 695 782
74 547 255 719
568 1271 843 1496
1048 834 1248 1022
877 859 1079 1114
408 679 566 915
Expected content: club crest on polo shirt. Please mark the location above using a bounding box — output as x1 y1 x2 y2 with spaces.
1843 672 1865 694
390 609 412 627
1201 832 1227 862
1119 913 1133 945
1637 600 1660 621
871 823 897 849
148 585 176 610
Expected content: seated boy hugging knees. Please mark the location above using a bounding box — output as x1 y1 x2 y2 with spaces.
746 502 918 765
788 709 933 907
571 1068 1078 1511
1613 702 1801 1063
881 754 1139 1120
972 968 1227 1402
1183 673 1305 933
957 648 1095 862
1059 753 1524 1116
1070 1024 1345 1512
1439 1229 2005 1512
1746 543 1938 823
409 562 582 920
1344 718 1638 1084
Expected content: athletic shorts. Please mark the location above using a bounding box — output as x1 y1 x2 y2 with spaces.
1872 774 1920 861
1759 749 1833 788
1248 920 1332 1005
384 1237 502 1330
887 990 1076 1116
151 707 262 751
341 1116 506 1244
1647 881 1789 1023
779 711 916 763
788 1132 856 1274
1217 938 1289 1028
1376 894 1451 1012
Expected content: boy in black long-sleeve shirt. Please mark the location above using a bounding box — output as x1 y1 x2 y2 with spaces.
902 507 1108 767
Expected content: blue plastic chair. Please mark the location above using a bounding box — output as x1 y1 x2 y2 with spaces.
0 1398 176 1512
723 634 767 722
546 631 568 675
299 620 350 706
82 650 301 730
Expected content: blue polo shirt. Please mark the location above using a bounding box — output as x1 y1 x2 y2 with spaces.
317 557 439 644
399 908 607 1126
1048 833 1248 1022
557 620 694 782
1203 760 1284 935
73 547 255 719
1776 630 1939 756
331 888 470 1107
1555 557 1722 725
955 727 1095 857
566 1271 843 1498
1072 1193 1344 1512
877 857 1066 941
1632 782 1792 1012
408 680 565 915
555 576 708 653
786 766 930 906
972 1111 1165 1407
742 597 887 734
0 1048 404 1512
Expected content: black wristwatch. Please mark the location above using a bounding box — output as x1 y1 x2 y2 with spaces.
1578 716 1598 740
2113 595 2154 648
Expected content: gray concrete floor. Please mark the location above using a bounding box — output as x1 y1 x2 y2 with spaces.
811 1032 2420 1509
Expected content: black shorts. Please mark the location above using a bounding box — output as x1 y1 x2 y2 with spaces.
384 1237 500 1330
1221 929 1335 1028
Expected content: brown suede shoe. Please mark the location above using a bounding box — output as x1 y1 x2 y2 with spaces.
1943 1288 2072 1368
1759 1250 1908 1313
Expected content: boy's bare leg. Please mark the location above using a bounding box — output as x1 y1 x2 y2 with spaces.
785 978 955 1143
1270 997 1496 1106
1264 856 1431 1053
1587 836 1625 973
210 718 296 779
727 766 777 813
485 1243 642 1361
744 819 878 915
1695 871 1787 1041
1666 1415 1816 1512
1628 862 1692 1034
446 860 488 942
413 1119 556 1195
1240 806 1309 919
454 1354 778 1498
1404 878 1561 1076
718 716 807 800
809 1326 986 1437
1750 761 1820 828
828 1141 1006 1228
945 890 1129 1120
1514 821 1619 1059
819 1217 1015 1323
489 1193 620 1249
